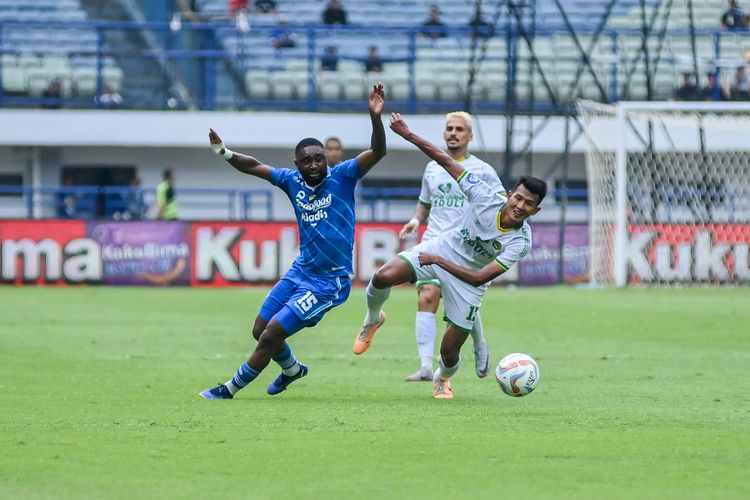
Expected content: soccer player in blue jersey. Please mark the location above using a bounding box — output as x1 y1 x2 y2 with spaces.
200 84 387 399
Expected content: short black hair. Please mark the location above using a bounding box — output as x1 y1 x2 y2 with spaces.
295 137 324 154
515 175 547 204
162 168 173 180
325 136 342 147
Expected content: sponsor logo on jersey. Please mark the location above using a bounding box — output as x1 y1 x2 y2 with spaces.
296 193 332 212
295 192 333 227
301 209 328 223
465 173 479 184
437 183 452 193
431 193 465 208
460 228 495 259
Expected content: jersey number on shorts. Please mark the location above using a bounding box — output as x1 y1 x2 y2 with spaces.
466 305 478 322
295 291 319 313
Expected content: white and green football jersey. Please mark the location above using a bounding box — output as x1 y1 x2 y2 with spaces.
432 170 532 286
418 154 505 242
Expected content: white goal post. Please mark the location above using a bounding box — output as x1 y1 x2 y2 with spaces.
578 100 750 286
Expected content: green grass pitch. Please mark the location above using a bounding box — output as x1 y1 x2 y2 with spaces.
1 286 749 499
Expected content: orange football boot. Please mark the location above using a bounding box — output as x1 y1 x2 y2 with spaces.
353 311 386 355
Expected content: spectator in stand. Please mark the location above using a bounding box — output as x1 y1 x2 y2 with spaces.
57 176 78 218
254 0 277 14
98 84 123 109
320 46 339 71
468 5 493 40
270 18 298 49
731 65 750 99
156 168 179 220
364 46 384 73
700 72 729 101
175 0 202 22
722 1 748 29
325 136 345 165
322 0 348 25
229 0 248 16
420 5 447 39
230 0 250 31
41 79 63 109
674 73 699 101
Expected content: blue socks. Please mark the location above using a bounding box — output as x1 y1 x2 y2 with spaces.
224 361 260 395
272 344 301 376
223 345 301 396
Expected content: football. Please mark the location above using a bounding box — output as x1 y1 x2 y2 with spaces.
495 353 540 397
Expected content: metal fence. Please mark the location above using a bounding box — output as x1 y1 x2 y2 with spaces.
0 185 273 221
0 184 591 222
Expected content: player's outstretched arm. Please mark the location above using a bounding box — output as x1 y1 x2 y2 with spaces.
418 252 504 287
389 113 465 181
209 128 273 182
355 83 387 175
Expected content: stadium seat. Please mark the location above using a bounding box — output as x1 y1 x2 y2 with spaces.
317 71 342 100
72 68 97 96
1 66 26 93
246 69 271 99
270 71 297 100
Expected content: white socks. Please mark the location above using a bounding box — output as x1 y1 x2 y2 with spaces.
223 380 240 395
282 363 301 377
469 311 486 347
415 311 436 370
434 355 461 381
365 280 390 324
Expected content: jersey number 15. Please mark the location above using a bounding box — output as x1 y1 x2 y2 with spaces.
295 291 319 313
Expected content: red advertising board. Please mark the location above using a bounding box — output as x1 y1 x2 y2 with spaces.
0 220 94 285
627 224 750 283
0 220 424 287
6 219 747 286
191 221 422 286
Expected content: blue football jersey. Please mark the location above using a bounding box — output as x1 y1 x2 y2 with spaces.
271 158 362 277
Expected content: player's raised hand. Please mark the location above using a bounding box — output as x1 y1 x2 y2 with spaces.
389 112 411 137
398 220 419 241
208 128 225 155
368 83 385 116
418 252 441 267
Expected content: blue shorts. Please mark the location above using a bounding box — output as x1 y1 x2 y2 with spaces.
259 265 352 336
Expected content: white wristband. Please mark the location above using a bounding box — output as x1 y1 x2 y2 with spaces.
408 217 420 227
211 141 234 160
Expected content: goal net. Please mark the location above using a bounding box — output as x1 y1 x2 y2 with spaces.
578 100 750 286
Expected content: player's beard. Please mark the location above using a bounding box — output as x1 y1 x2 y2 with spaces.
445 138 462 153
304 166 327 186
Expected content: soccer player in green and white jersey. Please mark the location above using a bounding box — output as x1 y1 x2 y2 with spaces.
353 113 547 399
398 112 505 382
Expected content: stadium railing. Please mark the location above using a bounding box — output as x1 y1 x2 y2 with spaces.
0 184 591 222
0 185 274 221
359 185 590 221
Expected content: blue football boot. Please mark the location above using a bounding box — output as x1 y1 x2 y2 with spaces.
267 363 309 395
199 383 234 399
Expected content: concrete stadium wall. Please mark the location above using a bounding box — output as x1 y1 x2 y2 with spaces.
0 109 589 222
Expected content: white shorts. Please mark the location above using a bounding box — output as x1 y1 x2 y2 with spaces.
398 241 484 333
415 278 441 288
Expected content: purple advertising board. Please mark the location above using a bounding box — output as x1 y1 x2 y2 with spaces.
87 221 191 286
519 224 589 285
